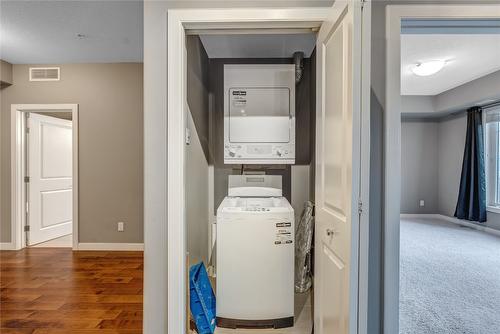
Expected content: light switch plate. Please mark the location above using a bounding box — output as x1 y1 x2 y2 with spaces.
185 127 191 145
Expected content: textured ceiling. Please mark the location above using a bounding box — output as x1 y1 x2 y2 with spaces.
0 0 143 64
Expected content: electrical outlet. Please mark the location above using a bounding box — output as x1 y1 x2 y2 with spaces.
117 222 124 232
419 200 425 207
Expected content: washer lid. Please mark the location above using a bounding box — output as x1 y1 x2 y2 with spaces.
228 186 282 197
228 175 282 197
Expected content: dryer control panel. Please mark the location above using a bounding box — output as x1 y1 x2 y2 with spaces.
224 144 295 164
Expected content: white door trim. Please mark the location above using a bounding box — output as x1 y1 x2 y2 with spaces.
385 5 500 334
10 104 79 250
165 6 373 334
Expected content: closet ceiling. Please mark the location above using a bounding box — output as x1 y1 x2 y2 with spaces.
199 33 317 59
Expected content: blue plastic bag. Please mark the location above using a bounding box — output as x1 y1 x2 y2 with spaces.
189 262 216 334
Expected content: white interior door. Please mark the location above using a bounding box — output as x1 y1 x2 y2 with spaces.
314 1 365 333
28 113 73 245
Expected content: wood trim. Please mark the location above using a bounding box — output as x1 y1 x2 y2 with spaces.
10 104 79 251
77 243 144 251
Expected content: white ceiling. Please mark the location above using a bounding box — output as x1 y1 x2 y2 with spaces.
199 33 317 59
0 1 143 64
401 34 500 96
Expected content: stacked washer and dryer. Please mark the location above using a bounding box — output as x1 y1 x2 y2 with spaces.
216 64 297 329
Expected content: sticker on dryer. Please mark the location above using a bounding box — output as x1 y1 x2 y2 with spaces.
275 222 293 245
231 90 247 107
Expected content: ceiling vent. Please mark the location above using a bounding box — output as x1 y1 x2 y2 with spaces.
29 67 60 81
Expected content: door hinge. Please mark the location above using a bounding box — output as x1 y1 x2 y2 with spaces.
24 176 30 183
26 126 30 134
24 225 30 232
358 199 363 214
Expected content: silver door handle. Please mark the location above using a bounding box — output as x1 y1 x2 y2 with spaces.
326 229 335 236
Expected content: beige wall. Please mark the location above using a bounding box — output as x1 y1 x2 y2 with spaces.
0 63 143 243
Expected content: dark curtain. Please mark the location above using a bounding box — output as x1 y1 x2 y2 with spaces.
455 107 487 222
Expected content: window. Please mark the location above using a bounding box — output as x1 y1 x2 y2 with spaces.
485 105 500 210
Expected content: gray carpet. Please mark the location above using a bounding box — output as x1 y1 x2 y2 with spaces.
400 218 500 334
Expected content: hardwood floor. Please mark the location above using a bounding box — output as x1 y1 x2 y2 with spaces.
0 248 143 334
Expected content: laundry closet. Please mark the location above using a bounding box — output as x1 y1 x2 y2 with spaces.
185 32 317 333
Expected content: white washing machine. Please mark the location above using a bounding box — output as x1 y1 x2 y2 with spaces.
216 175 294 329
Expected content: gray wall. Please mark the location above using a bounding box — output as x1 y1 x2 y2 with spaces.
435 70 500 114
401 113 500 231
1 63 143 243
401 121 439 214
187 36 210 160
186 110 209 265
401 95 434 115
186 36 210 266
368 89 383 334
436 114 466 217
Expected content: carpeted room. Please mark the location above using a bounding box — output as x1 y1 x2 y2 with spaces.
399 18 500 334
399 217 500 334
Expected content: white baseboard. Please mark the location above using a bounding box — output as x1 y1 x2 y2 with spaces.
401 213 500 238
76 243 144 251
0 242 15 250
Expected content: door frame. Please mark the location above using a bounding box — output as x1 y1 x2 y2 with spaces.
10 104 79 250
166 4 371 333
384 4 500 334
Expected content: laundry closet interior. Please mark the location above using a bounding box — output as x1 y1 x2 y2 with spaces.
185 30 318 333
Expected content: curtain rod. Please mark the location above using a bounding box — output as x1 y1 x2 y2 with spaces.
447 100 500 117
483 101 500 109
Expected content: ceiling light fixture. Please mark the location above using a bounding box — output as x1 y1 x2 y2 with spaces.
411 60 446 77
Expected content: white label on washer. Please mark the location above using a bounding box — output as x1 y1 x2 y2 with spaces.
275 222 293 245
